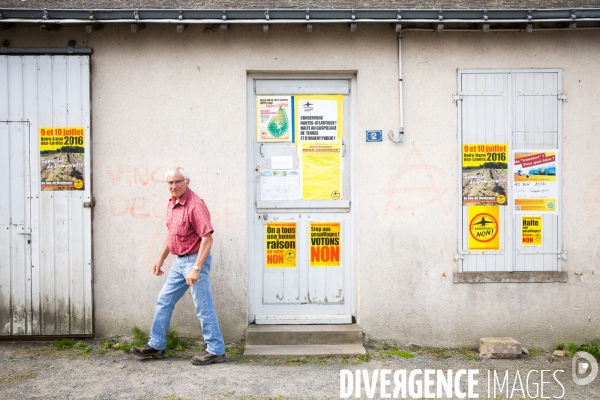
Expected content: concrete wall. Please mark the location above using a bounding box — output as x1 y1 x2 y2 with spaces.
4 24 599 347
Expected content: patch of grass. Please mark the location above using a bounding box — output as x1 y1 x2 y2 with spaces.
285 356 307 364
356 352 370 362
565 341 580 357
132 326 149 346
381 348 415 358
555 341 600 358
424 346 454 359
52 338 91 356
458 348 481 361
165 326 189 355
53 338 76 350
157 396 192 400
528 345 543 357
0 371 38 386
107 326 191 356
581 343 600 358
74 340 91 353
225 343 245 357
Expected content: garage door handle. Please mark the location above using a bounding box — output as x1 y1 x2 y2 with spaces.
17 232 31 235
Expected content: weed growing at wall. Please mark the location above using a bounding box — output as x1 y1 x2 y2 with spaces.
556 341 600 358
52 338 91 356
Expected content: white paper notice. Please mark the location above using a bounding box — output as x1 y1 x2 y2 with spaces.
260 170 301 201
271 156 294 170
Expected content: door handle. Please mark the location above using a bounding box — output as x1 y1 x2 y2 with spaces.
17 232 31 244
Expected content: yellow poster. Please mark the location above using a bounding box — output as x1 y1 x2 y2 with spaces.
521 216 543 246
309 222 341 267
467 206 500 250
462 143 508 206
266 222 297 268
295 95 343 143
40 127 85 191
301 141 342 200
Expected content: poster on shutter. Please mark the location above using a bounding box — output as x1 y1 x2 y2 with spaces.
309 222 341 267
256 96 292 142
462 143 508 206
467 206 500 250
301 142 342 200
521 216 543 246
266 222 297 268
513 150 558 213
295 95 343 142
40 127 85 190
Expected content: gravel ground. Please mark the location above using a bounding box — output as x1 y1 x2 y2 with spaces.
1 340 599 399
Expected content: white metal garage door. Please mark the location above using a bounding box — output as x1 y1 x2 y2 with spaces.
0 55 92 336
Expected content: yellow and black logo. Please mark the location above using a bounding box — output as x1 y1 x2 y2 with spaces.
469 213 498 243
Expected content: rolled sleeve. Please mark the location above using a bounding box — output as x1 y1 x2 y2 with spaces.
191 199 214 238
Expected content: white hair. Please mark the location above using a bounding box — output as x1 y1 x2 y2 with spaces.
165 166 189 181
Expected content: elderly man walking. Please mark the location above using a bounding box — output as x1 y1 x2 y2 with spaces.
131 166 226 365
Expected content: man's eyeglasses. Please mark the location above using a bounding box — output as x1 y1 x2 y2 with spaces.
166 179 186 186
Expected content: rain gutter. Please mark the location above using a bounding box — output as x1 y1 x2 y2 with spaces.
0 8 599 27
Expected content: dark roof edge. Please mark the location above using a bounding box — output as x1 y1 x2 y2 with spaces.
0 8 599 24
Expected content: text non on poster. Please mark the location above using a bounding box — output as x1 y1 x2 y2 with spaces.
521 216 543 246
467 206 500 250
310 222 341 267
266 222 297 268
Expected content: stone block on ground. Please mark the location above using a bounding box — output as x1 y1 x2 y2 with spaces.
479 337 522 359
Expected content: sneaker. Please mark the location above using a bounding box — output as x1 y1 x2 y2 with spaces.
130 344 165 359
191 351 226 365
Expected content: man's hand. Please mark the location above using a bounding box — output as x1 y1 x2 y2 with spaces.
186 269 200 286
152 261 164 276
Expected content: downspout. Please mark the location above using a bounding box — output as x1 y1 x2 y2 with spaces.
389 29 404 144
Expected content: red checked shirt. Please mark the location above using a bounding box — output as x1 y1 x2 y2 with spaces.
166 188 214 256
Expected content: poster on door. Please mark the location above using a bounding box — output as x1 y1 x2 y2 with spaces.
295 95 343 142
521 216 543 246
462 143 508 206
39 127 85 191
309 222 341 267
256 96 292 142
467 206 500 250
513 150 558 213
300 142 342 200
265 222 297 268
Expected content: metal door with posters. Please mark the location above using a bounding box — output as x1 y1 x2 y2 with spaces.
247 77 355 324
0 55 92 336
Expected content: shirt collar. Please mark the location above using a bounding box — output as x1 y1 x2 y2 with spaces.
170 187 191 206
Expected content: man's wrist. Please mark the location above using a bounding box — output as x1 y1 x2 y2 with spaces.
192 265 201 271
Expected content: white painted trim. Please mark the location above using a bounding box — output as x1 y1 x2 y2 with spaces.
247 73 357 324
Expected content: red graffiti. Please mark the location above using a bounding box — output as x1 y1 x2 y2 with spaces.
105 165 163 187
106 195 166 220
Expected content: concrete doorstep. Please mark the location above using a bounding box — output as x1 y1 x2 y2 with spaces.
244 344 367 357
243 324 367 357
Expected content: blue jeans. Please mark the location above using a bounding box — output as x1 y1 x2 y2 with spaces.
148 253 225 355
